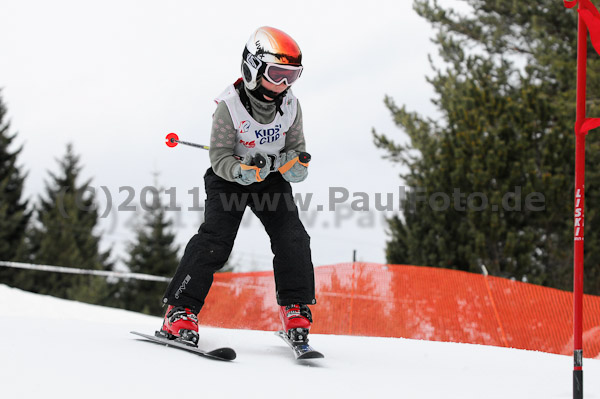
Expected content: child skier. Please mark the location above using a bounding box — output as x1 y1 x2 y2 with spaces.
159 26 316 346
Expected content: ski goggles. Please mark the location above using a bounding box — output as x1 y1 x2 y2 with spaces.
263 63 303 86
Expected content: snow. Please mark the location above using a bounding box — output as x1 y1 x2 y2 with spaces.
1 284 599 399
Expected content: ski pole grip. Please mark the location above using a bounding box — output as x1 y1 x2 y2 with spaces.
298 152 311 164
253 154 267 169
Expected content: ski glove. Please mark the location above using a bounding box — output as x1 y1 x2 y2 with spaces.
278 150 309 183
233 153 272 185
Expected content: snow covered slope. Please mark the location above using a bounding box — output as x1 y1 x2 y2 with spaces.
1 284 598 399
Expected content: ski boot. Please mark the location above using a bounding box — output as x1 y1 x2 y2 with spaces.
156 305 199 347
279 304 312 343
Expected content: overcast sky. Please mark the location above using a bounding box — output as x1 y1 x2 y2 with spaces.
1 0 454 271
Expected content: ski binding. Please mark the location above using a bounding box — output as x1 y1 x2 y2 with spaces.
275 330 324 360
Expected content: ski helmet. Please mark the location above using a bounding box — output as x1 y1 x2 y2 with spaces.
241 27 303 91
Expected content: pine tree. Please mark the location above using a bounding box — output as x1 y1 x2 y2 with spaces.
120 184 179 316
19 144 112 302
0 93 30 261
0 92 31 287
374 1 600 293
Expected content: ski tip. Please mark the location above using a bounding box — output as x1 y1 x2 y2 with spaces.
207 347 237 361
297 351 324 360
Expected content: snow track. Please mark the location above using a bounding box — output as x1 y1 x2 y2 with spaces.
1 284 598 399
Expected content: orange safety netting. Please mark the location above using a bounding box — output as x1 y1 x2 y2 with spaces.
200 263 600 358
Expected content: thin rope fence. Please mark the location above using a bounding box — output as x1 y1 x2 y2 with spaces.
0 261 171 283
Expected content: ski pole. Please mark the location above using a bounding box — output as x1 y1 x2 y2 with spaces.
165 133 210 150
165 133 311 169
165 132 266 167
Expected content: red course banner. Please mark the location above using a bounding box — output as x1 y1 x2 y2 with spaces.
200 263 600 358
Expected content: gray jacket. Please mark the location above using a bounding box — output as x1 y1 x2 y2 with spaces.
209 85 306 182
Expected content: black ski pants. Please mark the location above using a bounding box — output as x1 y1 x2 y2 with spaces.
163 168 315 314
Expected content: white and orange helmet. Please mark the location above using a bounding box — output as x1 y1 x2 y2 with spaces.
241 26 303 90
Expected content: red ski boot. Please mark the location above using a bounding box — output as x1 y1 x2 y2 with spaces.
279 304 313 343
157 305 199 346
